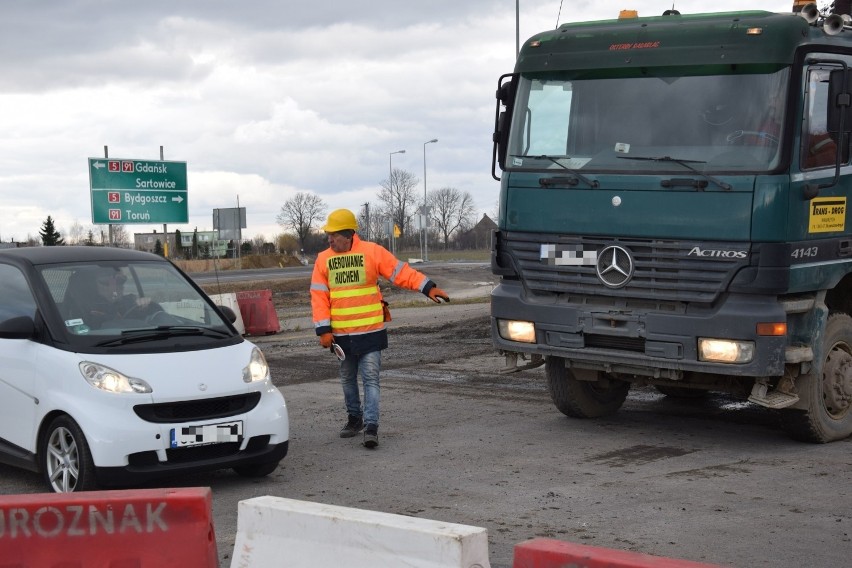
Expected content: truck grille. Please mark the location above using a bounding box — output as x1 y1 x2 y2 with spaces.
502 232 748 305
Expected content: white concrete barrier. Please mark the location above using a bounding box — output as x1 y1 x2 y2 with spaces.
208 292 246 335
230 496 490 568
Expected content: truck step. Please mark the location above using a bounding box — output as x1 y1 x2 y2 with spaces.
748 382 800 409
785 345 813 363
781 296 815 314
500 352 545 374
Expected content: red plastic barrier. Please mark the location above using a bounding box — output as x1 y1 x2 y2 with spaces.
236 289 280 335
0 487 218 568
513 538 728 568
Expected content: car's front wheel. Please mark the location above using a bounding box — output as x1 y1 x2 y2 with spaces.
40 415 97 493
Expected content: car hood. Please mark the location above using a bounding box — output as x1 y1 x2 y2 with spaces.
79 341 263 402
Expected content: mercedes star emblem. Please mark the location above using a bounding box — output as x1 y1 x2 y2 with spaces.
596 245 634 288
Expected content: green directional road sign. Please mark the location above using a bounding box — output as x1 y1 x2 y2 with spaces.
88 158 188 224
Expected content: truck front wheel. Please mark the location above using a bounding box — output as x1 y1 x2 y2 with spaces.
545 356 629 418
780 313 852 443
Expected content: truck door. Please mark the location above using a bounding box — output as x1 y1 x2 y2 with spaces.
791 63 852 243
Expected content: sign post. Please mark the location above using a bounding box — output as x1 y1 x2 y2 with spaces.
88 158 188 224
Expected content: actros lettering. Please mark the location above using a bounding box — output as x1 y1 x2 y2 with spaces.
687 247 748 259
0 502 168 538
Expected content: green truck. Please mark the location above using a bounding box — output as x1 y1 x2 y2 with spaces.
490 3 852 442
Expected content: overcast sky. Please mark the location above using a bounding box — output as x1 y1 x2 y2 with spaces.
0 0 793 244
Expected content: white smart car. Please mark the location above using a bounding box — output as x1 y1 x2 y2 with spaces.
0 246 289 492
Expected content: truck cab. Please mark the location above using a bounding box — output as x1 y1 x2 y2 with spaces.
490 4 852 442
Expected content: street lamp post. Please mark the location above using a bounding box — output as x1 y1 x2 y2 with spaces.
388 149 405 254
389 149 405 186
423 139 438 261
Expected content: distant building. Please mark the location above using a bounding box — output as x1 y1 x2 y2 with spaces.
457 214 497 249
133 230 229 258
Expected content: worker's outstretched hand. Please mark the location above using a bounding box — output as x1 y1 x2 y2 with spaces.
319 332 334 349
428 287 450 303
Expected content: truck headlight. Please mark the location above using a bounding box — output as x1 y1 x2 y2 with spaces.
497 319 536 343
79 362 152 394
243 347 270 383
698 338 754 363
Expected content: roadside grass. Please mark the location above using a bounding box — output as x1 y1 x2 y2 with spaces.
401 249 489 262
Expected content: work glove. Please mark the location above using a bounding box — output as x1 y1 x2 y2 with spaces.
319 332 334 349
427 287 450 304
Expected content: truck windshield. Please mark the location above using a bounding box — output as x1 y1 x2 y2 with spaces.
507 69 789 174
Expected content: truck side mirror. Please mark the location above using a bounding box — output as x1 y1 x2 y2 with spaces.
827 69 852 137
492 75 517 180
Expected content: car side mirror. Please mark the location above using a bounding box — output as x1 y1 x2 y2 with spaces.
216 305 238 324
0 315 35 339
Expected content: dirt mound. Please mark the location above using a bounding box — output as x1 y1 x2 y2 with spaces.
174 254 303 273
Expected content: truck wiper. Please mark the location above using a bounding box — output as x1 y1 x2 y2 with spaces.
537 155 599 188
517 154 599 188
616 155 732 191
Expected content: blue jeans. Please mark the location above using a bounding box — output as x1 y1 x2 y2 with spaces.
339 350 382 427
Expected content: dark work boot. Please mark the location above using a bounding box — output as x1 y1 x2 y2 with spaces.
363 424 379 448
339 415 364 438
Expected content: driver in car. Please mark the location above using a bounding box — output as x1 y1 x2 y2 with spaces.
79 268 160 328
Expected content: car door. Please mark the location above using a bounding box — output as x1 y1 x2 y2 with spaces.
0 263 41 455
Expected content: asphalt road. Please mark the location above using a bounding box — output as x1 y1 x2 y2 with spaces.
1 264 850 567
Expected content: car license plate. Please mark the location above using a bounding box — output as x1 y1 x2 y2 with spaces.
170 421 243 448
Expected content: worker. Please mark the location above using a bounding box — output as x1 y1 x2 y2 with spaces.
310 208 450 448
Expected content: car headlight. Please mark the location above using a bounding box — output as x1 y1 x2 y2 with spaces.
243 347 270 383
79 362 152 394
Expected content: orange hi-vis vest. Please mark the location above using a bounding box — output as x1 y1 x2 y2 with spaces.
310 234 431 336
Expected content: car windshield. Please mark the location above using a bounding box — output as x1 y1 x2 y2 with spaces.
506 68 789 173
39 260 235 347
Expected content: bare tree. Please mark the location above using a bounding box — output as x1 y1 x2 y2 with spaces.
276 192 327 248
357 202 384 243
429 187 477 248
378 168 419 236
67 220 86 245
111 225 130 247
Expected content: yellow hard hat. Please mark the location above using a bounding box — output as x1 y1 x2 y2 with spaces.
322 209 358 232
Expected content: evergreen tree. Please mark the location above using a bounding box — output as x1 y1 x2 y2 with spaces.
39 216 65 246
154 239 164 256
174 229 184 258
191 229 199 259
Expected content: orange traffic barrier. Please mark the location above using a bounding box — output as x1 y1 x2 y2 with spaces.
0 487 218 567
236 289 280 335
513 538 728 568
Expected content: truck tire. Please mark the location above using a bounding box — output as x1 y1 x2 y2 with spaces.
779 313 852 443
545 356 629 418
